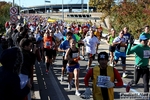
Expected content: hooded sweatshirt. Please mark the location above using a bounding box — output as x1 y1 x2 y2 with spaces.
0 47 30 100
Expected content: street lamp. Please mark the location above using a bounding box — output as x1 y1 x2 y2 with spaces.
12 0 14 7
62 0 64 21
45 0 51 13
87 1 89 14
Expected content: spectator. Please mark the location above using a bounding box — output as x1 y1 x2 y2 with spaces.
0 47 31 100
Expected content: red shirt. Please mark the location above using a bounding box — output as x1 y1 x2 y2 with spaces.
84 67 123 87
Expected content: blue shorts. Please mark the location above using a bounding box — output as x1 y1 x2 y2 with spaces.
67 63 80 73
114 50 126 66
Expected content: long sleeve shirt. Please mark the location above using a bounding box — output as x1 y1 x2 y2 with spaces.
126 43 150 67
84 68 123 87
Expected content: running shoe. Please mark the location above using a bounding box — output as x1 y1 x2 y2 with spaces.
45 70 49 75
126 81 132 92
71 80 75 87
75 91 81 96
68 83 72 90
60 75 64 82
122 73 128 78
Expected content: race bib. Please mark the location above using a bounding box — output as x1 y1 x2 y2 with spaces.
46 42 50 46
72 53 78 58
143 50 150 58
97 76 110 88
120 47 125 52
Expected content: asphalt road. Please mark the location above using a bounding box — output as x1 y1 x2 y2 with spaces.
33 39 150 100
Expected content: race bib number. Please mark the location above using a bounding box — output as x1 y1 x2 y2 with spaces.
46 42 50 46
120 47 125 52
72 53 78 58
143 50 150 58
97 76 110 88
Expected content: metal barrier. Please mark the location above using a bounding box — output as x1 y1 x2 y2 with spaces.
67 14 91 18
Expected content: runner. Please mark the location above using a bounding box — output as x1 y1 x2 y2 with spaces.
112 30 128 78
106 28 116 66
98 24 103 41
94 28 101 54
58 32 72 81
43 30 55 74
140 25 150 46
123 26 131 43
82 52 123 100
126 34 150 92
81 30 100 71
65 39 81 96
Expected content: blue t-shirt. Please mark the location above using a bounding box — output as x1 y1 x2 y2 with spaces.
123 33 131 43
59 40 70 56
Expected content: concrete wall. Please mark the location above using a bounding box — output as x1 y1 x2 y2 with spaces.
33 12 109 29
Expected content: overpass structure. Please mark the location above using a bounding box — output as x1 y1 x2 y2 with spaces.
21 4 95 13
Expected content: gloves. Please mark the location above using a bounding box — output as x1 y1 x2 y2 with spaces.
105 81 115 88
74 56 82 62
73 57 79 62
81 88 92 99
128 35 134 44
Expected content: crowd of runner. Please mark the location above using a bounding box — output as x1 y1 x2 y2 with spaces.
0 14 149 100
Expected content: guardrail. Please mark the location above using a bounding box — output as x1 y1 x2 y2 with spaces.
67 14 91 18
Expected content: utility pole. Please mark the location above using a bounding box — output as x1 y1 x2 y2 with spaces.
87 1 89 14
45 1 46 13
81 0 83 12
12 0 14 7
62 0 64 21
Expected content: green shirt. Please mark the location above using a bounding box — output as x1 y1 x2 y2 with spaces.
74 34 81 48
126 44 150 68
109 35 115 45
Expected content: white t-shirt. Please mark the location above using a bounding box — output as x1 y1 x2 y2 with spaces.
113 36 126 52
113 36 126 44
54 32 63 40
34 33 40 41
82 36 100 54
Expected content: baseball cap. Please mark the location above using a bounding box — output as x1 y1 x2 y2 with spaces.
111 28 115 31
139 35 148 40
98 52 109 61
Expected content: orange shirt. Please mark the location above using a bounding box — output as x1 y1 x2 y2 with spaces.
98 26 103 32
94 31 100 37
43 36 53 49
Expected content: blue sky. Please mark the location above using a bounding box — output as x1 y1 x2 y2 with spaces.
3 0 89 7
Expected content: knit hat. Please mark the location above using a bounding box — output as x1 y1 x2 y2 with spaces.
98 52 109 61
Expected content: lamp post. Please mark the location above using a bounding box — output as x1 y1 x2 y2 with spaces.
45 0 51 13
81 0 83 12
45 1 46 13
12 0 14 7
62 0 64 21
87 1 89 14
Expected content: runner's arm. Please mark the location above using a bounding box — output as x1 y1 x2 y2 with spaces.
114 68 123 87
126 44 137 55
58 42 66 52
106 36 110 45
84 68 93 87
64 48 72 60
